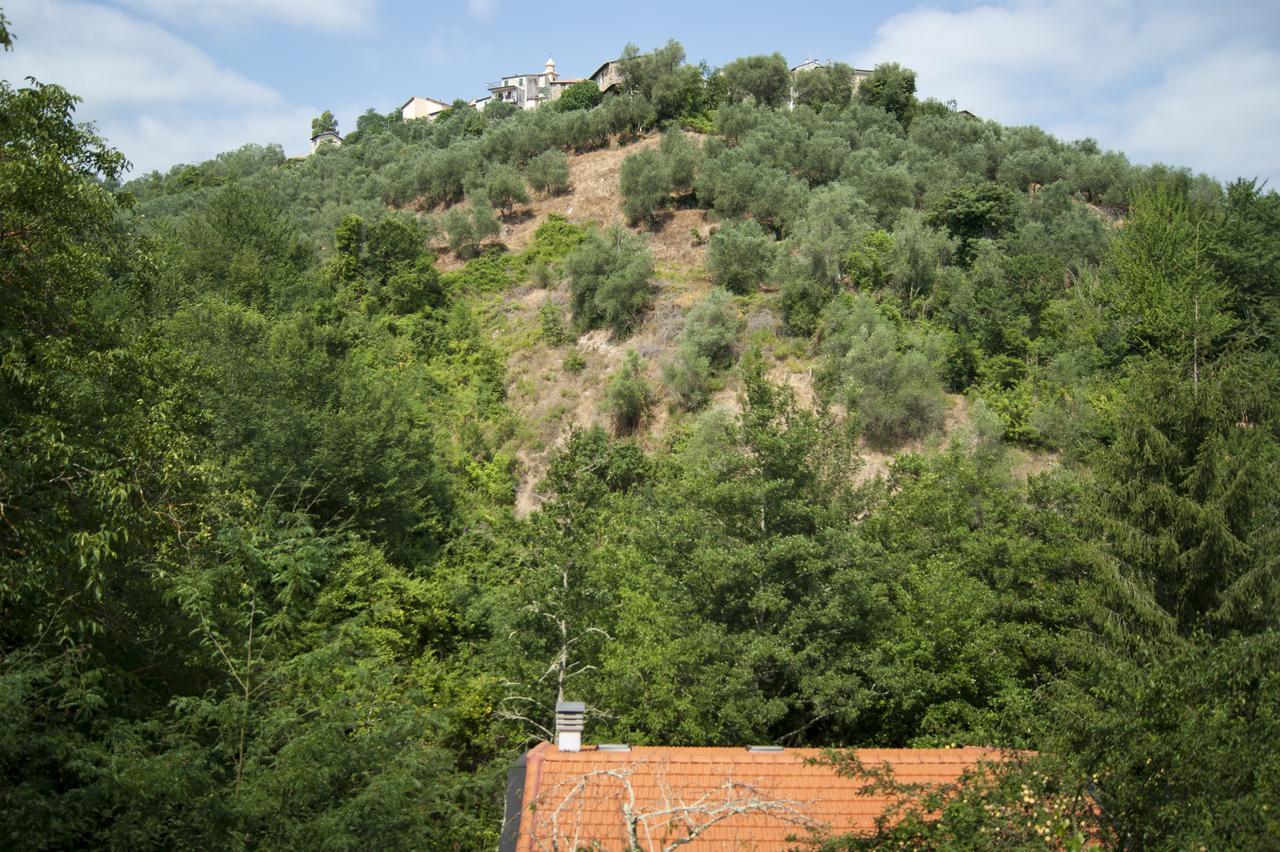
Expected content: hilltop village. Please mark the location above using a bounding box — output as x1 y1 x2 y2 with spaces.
310 54 870 149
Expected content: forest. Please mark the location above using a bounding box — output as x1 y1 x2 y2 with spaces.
3 16 1279 849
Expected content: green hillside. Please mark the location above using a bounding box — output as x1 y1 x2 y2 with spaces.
4 33 1279 849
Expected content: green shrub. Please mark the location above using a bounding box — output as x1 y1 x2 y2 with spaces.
530 259 552 289
604 350 653 434
565 227 654 336
707 219 776 294
557 80 602 111
662 288 739 410
661 346 712 410
680 288 739 368
524 149 570 196
563 348 586 372
524 214 588 267
539 300 570 346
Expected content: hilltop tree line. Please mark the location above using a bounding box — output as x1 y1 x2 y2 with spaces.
3 16 1279 850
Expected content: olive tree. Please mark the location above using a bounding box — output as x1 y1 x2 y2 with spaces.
525 149 570 196
793 62 858 109
619 148 672 226
565 227 654 336
707 219 776 294
721 53 791 108
483 163 529 217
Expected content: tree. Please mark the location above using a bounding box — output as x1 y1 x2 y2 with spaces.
604 350 653 434
618 40 705 121
660 127 700 195
525 148 570 196
707 219 776 294
857 63 918 127
792 183 868 285
721 53 791 108
565 227 654 336
886 210 958 305
1091 353 1280 640
816 293 948 447
926 181 1021 265
557 80 602 111
483 163 529 217
793 62 857 109
443 197 500 258
619 148 672 226
1208 179 1280 347
311 109 338 137
663 289 740 409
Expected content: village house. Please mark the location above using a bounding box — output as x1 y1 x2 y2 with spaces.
308 128 341 154
486 57 582 110
499 701 1009 851
400 95 451 122
588 56 625 95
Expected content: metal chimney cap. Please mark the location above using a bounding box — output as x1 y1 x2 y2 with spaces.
555 700 586 714
747 745 784 752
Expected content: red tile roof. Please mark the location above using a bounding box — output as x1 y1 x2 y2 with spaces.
512 742 1008 851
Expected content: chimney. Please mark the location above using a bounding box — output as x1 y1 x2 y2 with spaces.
555 700 585 752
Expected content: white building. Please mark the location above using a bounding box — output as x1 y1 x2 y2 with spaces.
309 130 341 154
487 57 581 110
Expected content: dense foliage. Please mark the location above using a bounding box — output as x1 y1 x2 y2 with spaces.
3 19 1278 850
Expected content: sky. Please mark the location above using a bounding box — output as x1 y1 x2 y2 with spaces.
2 0 1278 184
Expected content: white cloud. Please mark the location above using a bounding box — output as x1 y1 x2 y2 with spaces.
5 0 278 107
115 0 378 33
467 0 497 20
103 106 322 174
1120 47 1280 184
1 0 324 174
857 0 1280 184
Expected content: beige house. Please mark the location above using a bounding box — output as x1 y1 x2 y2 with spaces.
400 95 451 122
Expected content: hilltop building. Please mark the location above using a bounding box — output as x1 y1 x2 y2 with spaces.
401 95 451 122
308 129 341 154
487 57 581 110
588 56 625 95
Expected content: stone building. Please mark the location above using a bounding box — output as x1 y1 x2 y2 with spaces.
587 56 625 95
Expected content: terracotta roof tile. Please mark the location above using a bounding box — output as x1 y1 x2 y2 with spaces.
514 743 1010 851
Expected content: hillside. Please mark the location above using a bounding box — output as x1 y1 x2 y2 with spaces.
423 132 1067 514
5 40 1280 851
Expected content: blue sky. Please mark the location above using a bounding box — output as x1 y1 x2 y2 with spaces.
2 0 1278 185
